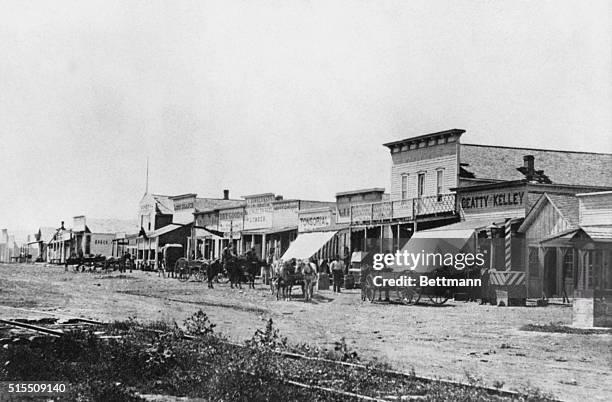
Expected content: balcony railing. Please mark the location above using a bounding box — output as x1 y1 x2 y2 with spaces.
338 193 456 225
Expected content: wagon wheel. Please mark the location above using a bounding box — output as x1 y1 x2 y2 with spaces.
397 287 417 305
194 264 207 282
175 258 190 282
427 289 449 305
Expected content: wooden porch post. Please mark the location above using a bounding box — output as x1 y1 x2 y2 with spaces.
538 247 546 299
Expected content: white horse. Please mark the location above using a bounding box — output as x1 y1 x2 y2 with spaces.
270 259 283 295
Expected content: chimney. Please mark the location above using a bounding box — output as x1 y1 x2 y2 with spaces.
223 189 229 200
523 155 534 180
60 221 65 230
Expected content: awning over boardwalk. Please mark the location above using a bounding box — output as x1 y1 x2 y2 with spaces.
394 225 479 273
281 230 337 261
241 226 297 235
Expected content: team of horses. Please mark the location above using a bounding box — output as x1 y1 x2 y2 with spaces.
69 251 320 302
172 256 320 302
65 254 133 274
270 259 318 301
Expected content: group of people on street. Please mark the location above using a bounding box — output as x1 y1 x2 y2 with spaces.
216 241 360 296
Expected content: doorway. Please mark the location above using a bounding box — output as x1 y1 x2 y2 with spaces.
543 248 558 297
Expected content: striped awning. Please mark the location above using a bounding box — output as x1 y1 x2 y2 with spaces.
281 231 337 261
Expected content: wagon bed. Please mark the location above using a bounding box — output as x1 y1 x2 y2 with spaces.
362 269 451 305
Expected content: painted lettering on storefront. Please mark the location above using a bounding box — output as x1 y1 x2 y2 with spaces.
299 213 332 231
460 192 524 210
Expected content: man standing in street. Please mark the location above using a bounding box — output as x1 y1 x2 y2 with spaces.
222 243 238 288
330 254 345 293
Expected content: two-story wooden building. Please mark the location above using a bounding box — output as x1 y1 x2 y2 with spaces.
194 194 334 261
135 190 243 267
340 128 612 303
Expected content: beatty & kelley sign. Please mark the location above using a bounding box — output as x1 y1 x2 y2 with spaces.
460 191 525 211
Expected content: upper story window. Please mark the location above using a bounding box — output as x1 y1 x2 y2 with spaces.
436 169 444 200
417 172 425 198
401 175 408 200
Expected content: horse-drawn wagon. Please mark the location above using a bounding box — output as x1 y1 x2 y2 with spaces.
158 244 206 281
175 257 208 282
66 255 107 272
271 260 318 301
361 268 451 305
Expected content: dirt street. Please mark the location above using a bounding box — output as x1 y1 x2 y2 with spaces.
0 263 610 401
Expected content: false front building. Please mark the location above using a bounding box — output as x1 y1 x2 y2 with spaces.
194 194 334 261
135 190 243 268
341 128 612 303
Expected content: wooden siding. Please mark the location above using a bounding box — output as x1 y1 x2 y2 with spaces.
89 234 115 257
390 141 457 164
525 201 573 241
460 209 524 222
579 194 612 225
390 154 457 200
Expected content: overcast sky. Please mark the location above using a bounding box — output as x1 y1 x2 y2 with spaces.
1 0 610 237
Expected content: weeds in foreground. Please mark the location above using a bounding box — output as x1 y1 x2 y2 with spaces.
184 309 216 336
0 313 557 401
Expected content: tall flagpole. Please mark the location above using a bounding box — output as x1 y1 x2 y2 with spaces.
145 157 149 194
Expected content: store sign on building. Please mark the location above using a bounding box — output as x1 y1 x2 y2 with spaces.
459 188 525 214
196 212 218 229
174 201 194 211
272 200 300 227
172 195 196 211
218 208 244 237
73 216 86 232
351 204 372 222
140 203 154 214
244 194 275 230
299 209 335 232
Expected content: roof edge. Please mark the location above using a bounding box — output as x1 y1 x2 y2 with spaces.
383 129 465 149
462 143 612 156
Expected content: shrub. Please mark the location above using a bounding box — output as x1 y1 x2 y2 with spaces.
183 310 216 337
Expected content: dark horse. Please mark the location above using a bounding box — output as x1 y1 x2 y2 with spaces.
233 255 266 289
225 256 242 289
207 259 222 289
275 260 305 301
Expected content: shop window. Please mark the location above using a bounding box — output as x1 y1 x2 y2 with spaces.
401 174 408 200
417 173 425 198
528 247 539 277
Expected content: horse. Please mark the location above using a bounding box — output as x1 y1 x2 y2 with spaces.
207 259 222 288
300 261 318 302
270 260 283 295
226 257 242 289
276 259 308 301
